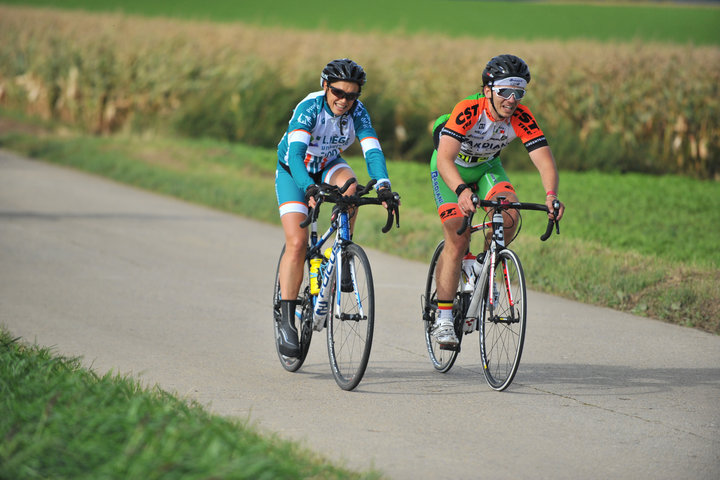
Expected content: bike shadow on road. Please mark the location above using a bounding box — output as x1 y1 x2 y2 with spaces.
330 361 720 396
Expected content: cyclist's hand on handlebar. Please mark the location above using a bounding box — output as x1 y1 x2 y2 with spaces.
457 187 477 216
377 186 400 210
546 196 565 222
377 186 401 232
305 184 320 209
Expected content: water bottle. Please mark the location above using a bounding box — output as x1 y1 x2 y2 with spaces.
472 252 484 277
309 257 322 295
461 253 476 292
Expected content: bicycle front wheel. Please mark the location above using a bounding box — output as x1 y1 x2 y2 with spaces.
422 241 462 373
327 243 374 391
273 245 313 372
479 248 526 391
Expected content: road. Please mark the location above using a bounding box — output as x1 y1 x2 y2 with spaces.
1 150 718 479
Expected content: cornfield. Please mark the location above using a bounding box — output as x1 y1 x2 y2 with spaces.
1 6 718 178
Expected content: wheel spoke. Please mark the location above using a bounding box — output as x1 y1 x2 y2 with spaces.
327 244 374 391
479 250 526 391
422 242 462 373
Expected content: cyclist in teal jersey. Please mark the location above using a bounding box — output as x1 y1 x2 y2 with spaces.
429 54 565 347
275 58 398 357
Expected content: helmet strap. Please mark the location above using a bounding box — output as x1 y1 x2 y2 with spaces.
486 84 502 119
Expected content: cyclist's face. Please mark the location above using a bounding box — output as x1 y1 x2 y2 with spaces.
324 81 360 116
484 84 520 119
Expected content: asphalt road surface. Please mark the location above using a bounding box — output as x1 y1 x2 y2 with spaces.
1 150 718 479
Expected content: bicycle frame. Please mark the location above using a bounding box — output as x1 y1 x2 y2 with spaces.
302 179 398 332
463 197 559 327
309 209 354 331
274 178 399 389
466 212 505 323
421 194 558 389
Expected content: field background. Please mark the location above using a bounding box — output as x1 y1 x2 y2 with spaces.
2 2 718 178
1 4 719 479
2 0 720 45
0 1 718 332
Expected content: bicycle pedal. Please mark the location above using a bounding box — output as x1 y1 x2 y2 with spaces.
439 343 459 351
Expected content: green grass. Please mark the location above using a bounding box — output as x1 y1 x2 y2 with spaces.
1 114 718 333
1 0 718 45
0 330 380 480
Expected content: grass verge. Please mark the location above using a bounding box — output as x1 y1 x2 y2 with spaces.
0 330 382 480
0 114 718 334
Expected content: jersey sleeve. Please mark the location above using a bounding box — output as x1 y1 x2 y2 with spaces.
440 95 482 142
353 103 390 189
510 104 549 153
285 99 317 192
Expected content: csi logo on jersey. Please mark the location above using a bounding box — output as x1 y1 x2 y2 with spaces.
440 207 458 220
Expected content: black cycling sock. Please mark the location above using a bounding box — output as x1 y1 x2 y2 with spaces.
278 299 300 356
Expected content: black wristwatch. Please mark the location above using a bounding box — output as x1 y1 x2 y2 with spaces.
455 183 470 197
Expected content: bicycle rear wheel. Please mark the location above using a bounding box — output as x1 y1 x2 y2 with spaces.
479 249 526 391
327 243 374 391
273 245 313 372
422 241 462 373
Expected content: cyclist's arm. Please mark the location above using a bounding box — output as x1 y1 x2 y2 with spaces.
354 106 391 190
437 134 475 215
528 146 564 221
437 97 484 215
286 135 315 192
283 96 320 193
510 104 563 221
360 140 390 189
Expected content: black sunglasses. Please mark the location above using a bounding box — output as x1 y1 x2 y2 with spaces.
329 86 361 101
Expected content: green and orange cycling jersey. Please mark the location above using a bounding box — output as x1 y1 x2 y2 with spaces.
430 92 549 222
437 92 548 166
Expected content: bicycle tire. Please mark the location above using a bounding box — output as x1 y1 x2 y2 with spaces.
478 248 526 391
273 245 313 372
422 241 463 373
327 243 374 391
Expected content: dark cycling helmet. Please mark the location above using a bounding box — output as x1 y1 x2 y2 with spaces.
482 54 531 86
320 58 367 87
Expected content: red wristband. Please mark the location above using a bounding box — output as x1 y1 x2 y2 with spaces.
546 190 557 197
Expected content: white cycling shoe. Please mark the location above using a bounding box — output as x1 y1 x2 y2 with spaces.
432 320 458 347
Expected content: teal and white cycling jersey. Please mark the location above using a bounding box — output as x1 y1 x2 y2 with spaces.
277 90 390 193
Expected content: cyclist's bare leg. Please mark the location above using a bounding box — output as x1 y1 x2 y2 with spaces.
279 211 309 300
436 215 471 302
327 166 358 231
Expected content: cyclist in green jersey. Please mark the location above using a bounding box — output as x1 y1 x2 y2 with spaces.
430 54 565 347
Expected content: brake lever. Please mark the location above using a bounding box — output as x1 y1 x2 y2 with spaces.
298 195 324 229
381 196 401 233
540 199 561 241
456 194 478 235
